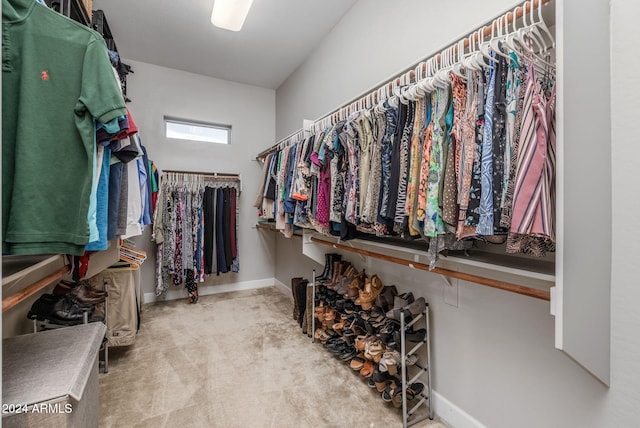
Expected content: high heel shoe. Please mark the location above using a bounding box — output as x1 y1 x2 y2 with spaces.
344 270 366 300
356 275 384 310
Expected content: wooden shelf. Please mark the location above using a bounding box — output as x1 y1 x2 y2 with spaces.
255 222 303 236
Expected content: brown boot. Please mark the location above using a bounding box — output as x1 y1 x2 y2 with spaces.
291 277 303 321
320 261 341 287
327 261 351 289
306 283 314 337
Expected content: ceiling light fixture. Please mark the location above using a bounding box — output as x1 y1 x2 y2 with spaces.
211 0 255 32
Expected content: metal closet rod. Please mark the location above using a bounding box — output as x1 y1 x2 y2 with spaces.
255 128 306 160
255 0 552 158
2 265 71 312
310 237 551 301
162 169 240 180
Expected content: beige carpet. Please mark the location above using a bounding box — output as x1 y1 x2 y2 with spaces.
99 286 447 428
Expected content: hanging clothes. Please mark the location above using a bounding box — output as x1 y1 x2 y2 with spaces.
507 63 556 256
253 43 556 263
2 0 127 255
152 173 240 298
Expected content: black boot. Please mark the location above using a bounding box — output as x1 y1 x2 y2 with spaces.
315 253 332 281
296 279 309 329
316 253 341 282
291 277 303 321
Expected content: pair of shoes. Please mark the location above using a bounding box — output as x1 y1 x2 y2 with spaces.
332 264 358 293
325 262 353 289
344 270 367 300
393 328 427 345
373 285 398 313
359 360 376 377
53 281 107 305
379 350 402 375
386 297 427 321
382 382 426 408
27 294 98 326
314 328 337 342
364 338 385 362
349 353 367 370
372 368 395 392
355 275 384 310
316 253 342 282
381 381 403 405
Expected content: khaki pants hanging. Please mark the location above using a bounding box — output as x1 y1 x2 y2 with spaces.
87 268 138 347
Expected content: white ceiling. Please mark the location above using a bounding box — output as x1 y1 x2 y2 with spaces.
92 0 358 89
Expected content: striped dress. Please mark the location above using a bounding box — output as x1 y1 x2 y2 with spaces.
509 64 555 242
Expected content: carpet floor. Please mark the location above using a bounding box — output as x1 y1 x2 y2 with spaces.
99 286 447 428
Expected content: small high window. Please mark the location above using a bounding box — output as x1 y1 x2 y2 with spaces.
164 117 231 144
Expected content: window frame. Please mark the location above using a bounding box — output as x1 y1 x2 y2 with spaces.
164 116 232 145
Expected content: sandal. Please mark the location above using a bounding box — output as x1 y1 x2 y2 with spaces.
332 320 346 334
379 350 401 375
359 360 375 378
405 382 425 400
364 339 385 362
338 348 358 361
381 381 402 402
355 334 372 352
372 368 394 392
349 354 366 371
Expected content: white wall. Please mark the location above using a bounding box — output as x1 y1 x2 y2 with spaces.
275 0 640 426
274 234 323 288
276 0 521 139
609 0 640 424
125 60 276 299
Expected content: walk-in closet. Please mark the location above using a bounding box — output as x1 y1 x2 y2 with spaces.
2 0 638 427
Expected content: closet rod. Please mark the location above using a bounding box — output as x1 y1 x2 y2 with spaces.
255 128 305 160
312 0 552 127
254 0 551 158
2 265 71 312
310 237 551 301
162 169 240 180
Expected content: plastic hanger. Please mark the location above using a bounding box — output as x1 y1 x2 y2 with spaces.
412 63 427 98
535 0 555 50
461 33 479 72
388 79 400 108
398 74 411 104
503 6 524 58
451 40 467 81
420 57 437 93
477 28 496 69
489 17 512 63
528 0 554 53
466 30 490 71
432 49 450 88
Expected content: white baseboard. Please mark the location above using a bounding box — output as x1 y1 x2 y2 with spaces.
144 278 276 303
432 390 487 428
273 278 293 300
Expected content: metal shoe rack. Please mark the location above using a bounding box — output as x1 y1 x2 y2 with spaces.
310 269 434 428
399 307 433 427
32 295 109 373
